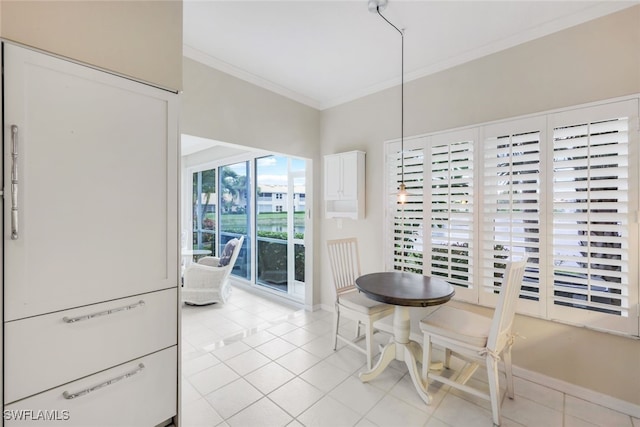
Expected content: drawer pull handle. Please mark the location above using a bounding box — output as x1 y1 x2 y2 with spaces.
62 363 145 400
10 124 19 240
62 300 145 323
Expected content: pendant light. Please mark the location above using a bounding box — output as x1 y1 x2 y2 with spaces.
369 0 406 204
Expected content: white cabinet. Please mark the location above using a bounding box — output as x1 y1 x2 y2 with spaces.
324 151 365 219
2 44 179 425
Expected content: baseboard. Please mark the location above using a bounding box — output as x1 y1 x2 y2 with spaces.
512 365 640 419
309 303 326 312
319 303 334 313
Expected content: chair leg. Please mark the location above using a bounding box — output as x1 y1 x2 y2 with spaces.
504 345 515 400
422 334 432 381
444 348 452 369
356 321 362 339
333 308 340 351
486 356 502 426
365 320 374 370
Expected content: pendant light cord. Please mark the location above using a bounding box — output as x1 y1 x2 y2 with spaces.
376 7 404 184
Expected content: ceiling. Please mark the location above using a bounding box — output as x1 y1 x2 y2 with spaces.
183 1 637 111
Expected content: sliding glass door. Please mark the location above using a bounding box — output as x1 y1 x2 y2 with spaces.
188 153 306 301
256 156 288 292
255 155 306 297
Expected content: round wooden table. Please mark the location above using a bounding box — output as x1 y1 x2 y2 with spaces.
355 271 455 404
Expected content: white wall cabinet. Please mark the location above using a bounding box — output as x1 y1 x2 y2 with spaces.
324 151 365 219
2 44 179 426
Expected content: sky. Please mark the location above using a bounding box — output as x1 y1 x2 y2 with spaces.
255 155 305 186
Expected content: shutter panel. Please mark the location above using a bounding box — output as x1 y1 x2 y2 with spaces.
385 137 426 274
428 130 476 301
481 118 544 314
549 100 638 334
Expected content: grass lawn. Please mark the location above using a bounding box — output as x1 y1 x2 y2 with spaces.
219 212 305 228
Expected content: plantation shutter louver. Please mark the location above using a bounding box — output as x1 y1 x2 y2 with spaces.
429 130 475 301
385 137 425 274
549 101 638 334
481 118 544 313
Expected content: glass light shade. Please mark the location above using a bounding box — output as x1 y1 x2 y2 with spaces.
398 182 408 204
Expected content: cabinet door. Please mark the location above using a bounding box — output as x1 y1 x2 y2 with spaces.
340 152 360 200
3 44 178 321
324 154 342 200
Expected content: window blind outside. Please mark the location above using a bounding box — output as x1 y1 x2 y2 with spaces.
481 118 544 314
549 101 638 334
386 137 426 274
429 132 475 300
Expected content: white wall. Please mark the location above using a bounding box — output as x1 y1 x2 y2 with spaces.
320 5 640 406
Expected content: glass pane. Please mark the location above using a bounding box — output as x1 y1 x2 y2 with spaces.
295 243 305 282
293 173 305 238
256 155 288 292
293 164 306 284
192 169 216 256
220 162 250 279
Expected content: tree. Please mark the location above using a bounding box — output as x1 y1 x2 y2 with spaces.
193 169 216 230
221 166 247 213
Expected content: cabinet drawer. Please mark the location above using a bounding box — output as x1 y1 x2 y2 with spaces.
5 289 177 404
4 347 177 426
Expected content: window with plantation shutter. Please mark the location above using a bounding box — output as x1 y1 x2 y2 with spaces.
384 97 639 336
385 137 425 274
549 101 638 334
428 131 475 301
481 118 544 315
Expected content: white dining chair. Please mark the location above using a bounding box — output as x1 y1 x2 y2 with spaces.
326 238 394 369
419 259 527 426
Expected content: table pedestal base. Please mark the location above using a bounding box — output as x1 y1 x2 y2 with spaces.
358 306 431 404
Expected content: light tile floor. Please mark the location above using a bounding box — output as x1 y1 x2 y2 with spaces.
181 286 639 427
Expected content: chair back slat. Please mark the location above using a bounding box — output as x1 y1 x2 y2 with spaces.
487 259 527 351
327 238 361 298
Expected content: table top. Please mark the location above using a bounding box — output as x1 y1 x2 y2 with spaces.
355 271 455 307
182 249 212 256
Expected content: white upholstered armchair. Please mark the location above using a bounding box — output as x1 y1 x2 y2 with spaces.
182 236 245 305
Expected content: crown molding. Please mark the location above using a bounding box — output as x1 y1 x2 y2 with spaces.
183 44 323 111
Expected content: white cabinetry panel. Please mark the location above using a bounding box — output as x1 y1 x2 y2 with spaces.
4 288 177 404
4 347 177 426
3 44 179 321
